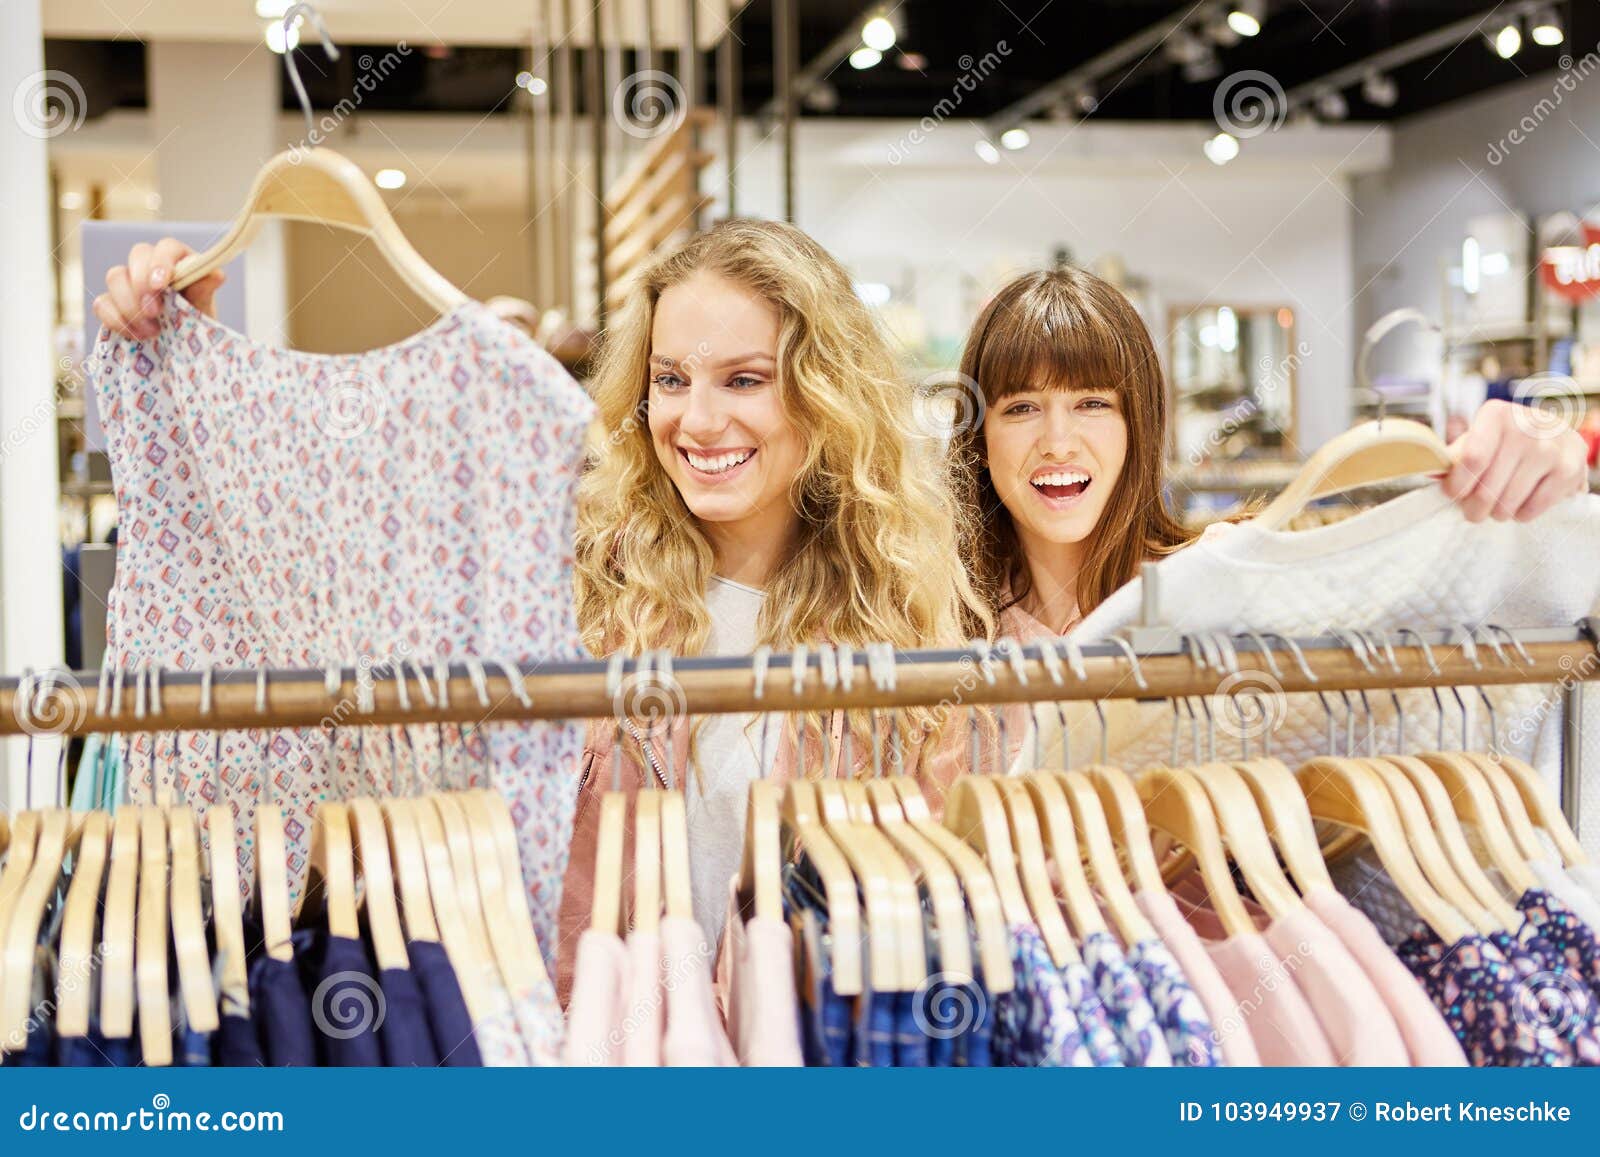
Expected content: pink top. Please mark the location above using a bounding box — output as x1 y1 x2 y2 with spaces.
561 930 629 1066
1172 877 1407 1065
661 916 738 1067
623 930 663 1067
1134 889 1260 1066
1302 888 1466 1067
1171 880 1334 1066
719 879 804 1067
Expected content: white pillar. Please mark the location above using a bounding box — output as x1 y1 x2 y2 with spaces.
149 41 289 345
0 0 68 805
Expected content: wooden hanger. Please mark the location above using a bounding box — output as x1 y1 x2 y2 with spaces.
889 777 1014 993
166 805 220 1034
660 790 695 924
441 792 533 997
173 149 467 316
994 778 1081 964
1053 771 1158 946
1464 753 1549 865
864 777 973 983
1296 757 1472 943
1135 767 1256 937
633 788 661 933
467 789 547 983
55 811 111 1038
380 798 439 944
135 807 171 1066
837 778 927 987
1229 758 1335 895
944 777 1036 932
1493 753 1588 867
1392 753 1526 916
737 780 783 923
302 801 359 939
1362 756 1508 933
348 796 410 971
99 806 140 1041
781 781 863 995
813 778 904 993
410 798 493 1024
1256 418 1453 531
1413 752 1539 895
589 792 628 937
206 803 250 1015
0 810 70 1049
0 811 41 944
1186 763 1302 919
429 793 518 997
1084 765 1171 899
254 798 294 961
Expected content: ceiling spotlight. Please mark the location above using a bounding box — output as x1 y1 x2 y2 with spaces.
1183 48 1223 83
1204 131 1240 165
1361 69 1398 108
999 127 1031 150
861 15 897 52
975 138 1001 164
1227 0 1264 38
59 190 85 211
1494 20 1522 58
254 0 291 16
1531 7 1564 46
265 17 301 54
374 168 407 190
1316 89 1348 120
849 46 883 70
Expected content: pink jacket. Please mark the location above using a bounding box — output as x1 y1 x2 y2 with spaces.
554 708 984 1005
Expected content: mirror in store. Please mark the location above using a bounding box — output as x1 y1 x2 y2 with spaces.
1167 304 1297 464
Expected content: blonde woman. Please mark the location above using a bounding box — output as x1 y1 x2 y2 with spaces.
557 218 990 996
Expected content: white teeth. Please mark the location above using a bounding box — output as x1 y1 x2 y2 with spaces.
685 448 753 474
1032 470 1091 487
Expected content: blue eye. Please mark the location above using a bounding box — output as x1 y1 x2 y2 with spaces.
652 373 686 390
728 374 764 390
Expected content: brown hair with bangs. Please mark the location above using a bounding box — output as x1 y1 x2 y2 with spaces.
951 267 1192 626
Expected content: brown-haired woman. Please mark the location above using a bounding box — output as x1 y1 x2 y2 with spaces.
951 267 1591 643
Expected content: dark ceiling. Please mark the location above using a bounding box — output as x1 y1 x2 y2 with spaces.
43 0 1594 125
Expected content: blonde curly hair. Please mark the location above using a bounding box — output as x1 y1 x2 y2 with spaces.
576 219 990 748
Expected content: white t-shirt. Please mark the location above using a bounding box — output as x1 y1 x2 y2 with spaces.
685 577 780 939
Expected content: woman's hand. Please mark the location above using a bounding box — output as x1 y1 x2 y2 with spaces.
1440 398 1591 522
91 238 225 340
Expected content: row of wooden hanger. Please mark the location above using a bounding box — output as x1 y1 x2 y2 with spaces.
678 637 1587 996
0 662 547 1066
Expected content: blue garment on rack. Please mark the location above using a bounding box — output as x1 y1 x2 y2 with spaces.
245 912 316 1067
298 924 383 1066
376 965 438 1067
407 940 482 1067
215 1013 263 1067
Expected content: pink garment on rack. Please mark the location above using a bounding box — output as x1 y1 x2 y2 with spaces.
717 877 803 1067
1134 889 1260 1067
1170 878 1334 1066
1172 875 1408 1065
661 916 738 1067
561 930 630 1066
622 930 663 1067
92 292 594 961
1302 888 1467 1067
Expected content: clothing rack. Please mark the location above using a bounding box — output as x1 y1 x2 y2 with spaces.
2 623 1594 738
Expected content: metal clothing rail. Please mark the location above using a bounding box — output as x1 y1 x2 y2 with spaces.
0 624 1595 739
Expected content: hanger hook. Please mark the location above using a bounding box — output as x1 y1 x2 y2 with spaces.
255 666 274 810
282 2 341 142
1486 623 1532 667
1105 633 1149 691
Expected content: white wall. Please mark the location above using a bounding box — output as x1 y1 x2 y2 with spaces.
711 119 1389 454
